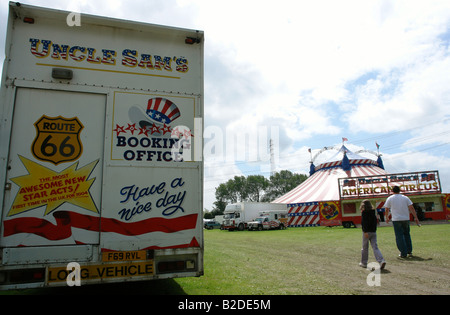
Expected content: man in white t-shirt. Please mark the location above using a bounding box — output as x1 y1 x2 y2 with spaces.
385 186 420 258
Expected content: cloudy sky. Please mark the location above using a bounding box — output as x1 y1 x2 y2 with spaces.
1 0 450 210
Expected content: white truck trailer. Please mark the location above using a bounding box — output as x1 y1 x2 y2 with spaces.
222 202 286 231
247 210 288 231
0 2 204 290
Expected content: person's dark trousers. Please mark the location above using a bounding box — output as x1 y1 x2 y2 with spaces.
392 220 412 257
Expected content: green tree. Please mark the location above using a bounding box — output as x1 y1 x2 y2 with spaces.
213 183 230 213
211 170 307 214
246 175 269 202
212 176 248 213
262 170 307 202
229 175 247 202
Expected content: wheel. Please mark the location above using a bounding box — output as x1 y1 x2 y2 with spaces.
343 221 353 228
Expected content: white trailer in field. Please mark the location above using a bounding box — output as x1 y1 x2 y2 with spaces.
0 2 204 290
222 202 286 231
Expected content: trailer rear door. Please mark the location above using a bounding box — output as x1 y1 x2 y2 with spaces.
1 87 105 250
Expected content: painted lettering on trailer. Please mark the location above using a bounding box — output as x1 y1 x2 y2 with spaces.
29 38 189 73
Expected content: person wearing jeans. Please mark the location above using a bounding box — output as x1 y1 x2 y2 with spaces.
385 186 420 258
359 199 386 269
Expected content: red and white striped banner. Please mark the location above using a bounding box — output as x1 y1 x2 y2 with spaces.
2 210 200 250
287 202 320 227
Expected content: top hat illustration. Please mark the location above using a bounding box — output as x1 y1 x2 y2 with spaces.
128 97 180 136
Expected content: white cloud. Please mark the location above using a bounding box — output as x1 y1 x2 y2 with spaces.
347 49 450 133
383 150 450 193
188 0 450 201
196 0 450 140
403 119 450 149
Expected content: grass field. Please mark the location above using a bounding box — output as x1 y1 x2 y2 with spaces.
175 223 450 295
3 223 449 295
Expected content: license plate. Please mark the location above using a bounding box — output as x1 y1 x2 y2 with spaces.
102 250 147 262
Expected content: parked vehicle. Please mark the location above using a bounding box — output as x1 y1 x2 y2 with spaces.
222 202 286 231
0 2 204 290
204 221 221 230
248 210 288 231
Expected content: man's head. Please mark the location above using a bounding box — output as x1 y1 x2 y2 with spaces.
392 186 401 194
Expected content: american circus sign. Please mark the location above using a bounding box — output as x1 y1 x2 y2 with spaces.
339 171 441 200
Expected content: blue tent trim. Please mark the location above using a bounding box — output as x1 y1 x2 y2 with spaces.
377 155 385 170
342 152 351 171
309 162 316 176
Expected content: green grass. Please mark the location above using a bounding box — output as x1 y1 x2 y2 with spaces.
3 223 449 295
176 224 450 295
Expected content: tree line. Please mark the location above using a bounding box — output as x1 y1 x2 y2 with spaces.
206 170 307 218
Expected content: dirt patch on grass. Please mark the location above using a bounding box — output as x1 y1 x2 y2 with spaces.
287 226 450 295
319 252 450 295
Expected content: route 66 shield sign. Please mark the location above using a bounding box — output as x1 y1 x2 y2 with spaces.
31 115 84 165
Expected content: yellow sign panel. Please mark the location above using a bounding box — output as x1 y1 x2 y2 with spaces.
32 115 84 165
8 156 98 216
48 261 154 283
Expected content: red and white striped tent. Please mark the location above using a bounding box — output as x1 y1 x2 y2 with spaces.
273 145 386 227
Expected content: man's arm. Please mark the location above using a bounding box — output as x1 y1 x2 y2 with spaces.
409 204 420 225
385 207 390 224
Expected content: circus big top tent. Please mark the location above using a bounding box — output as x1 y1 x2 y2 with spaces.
273 144 450 228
